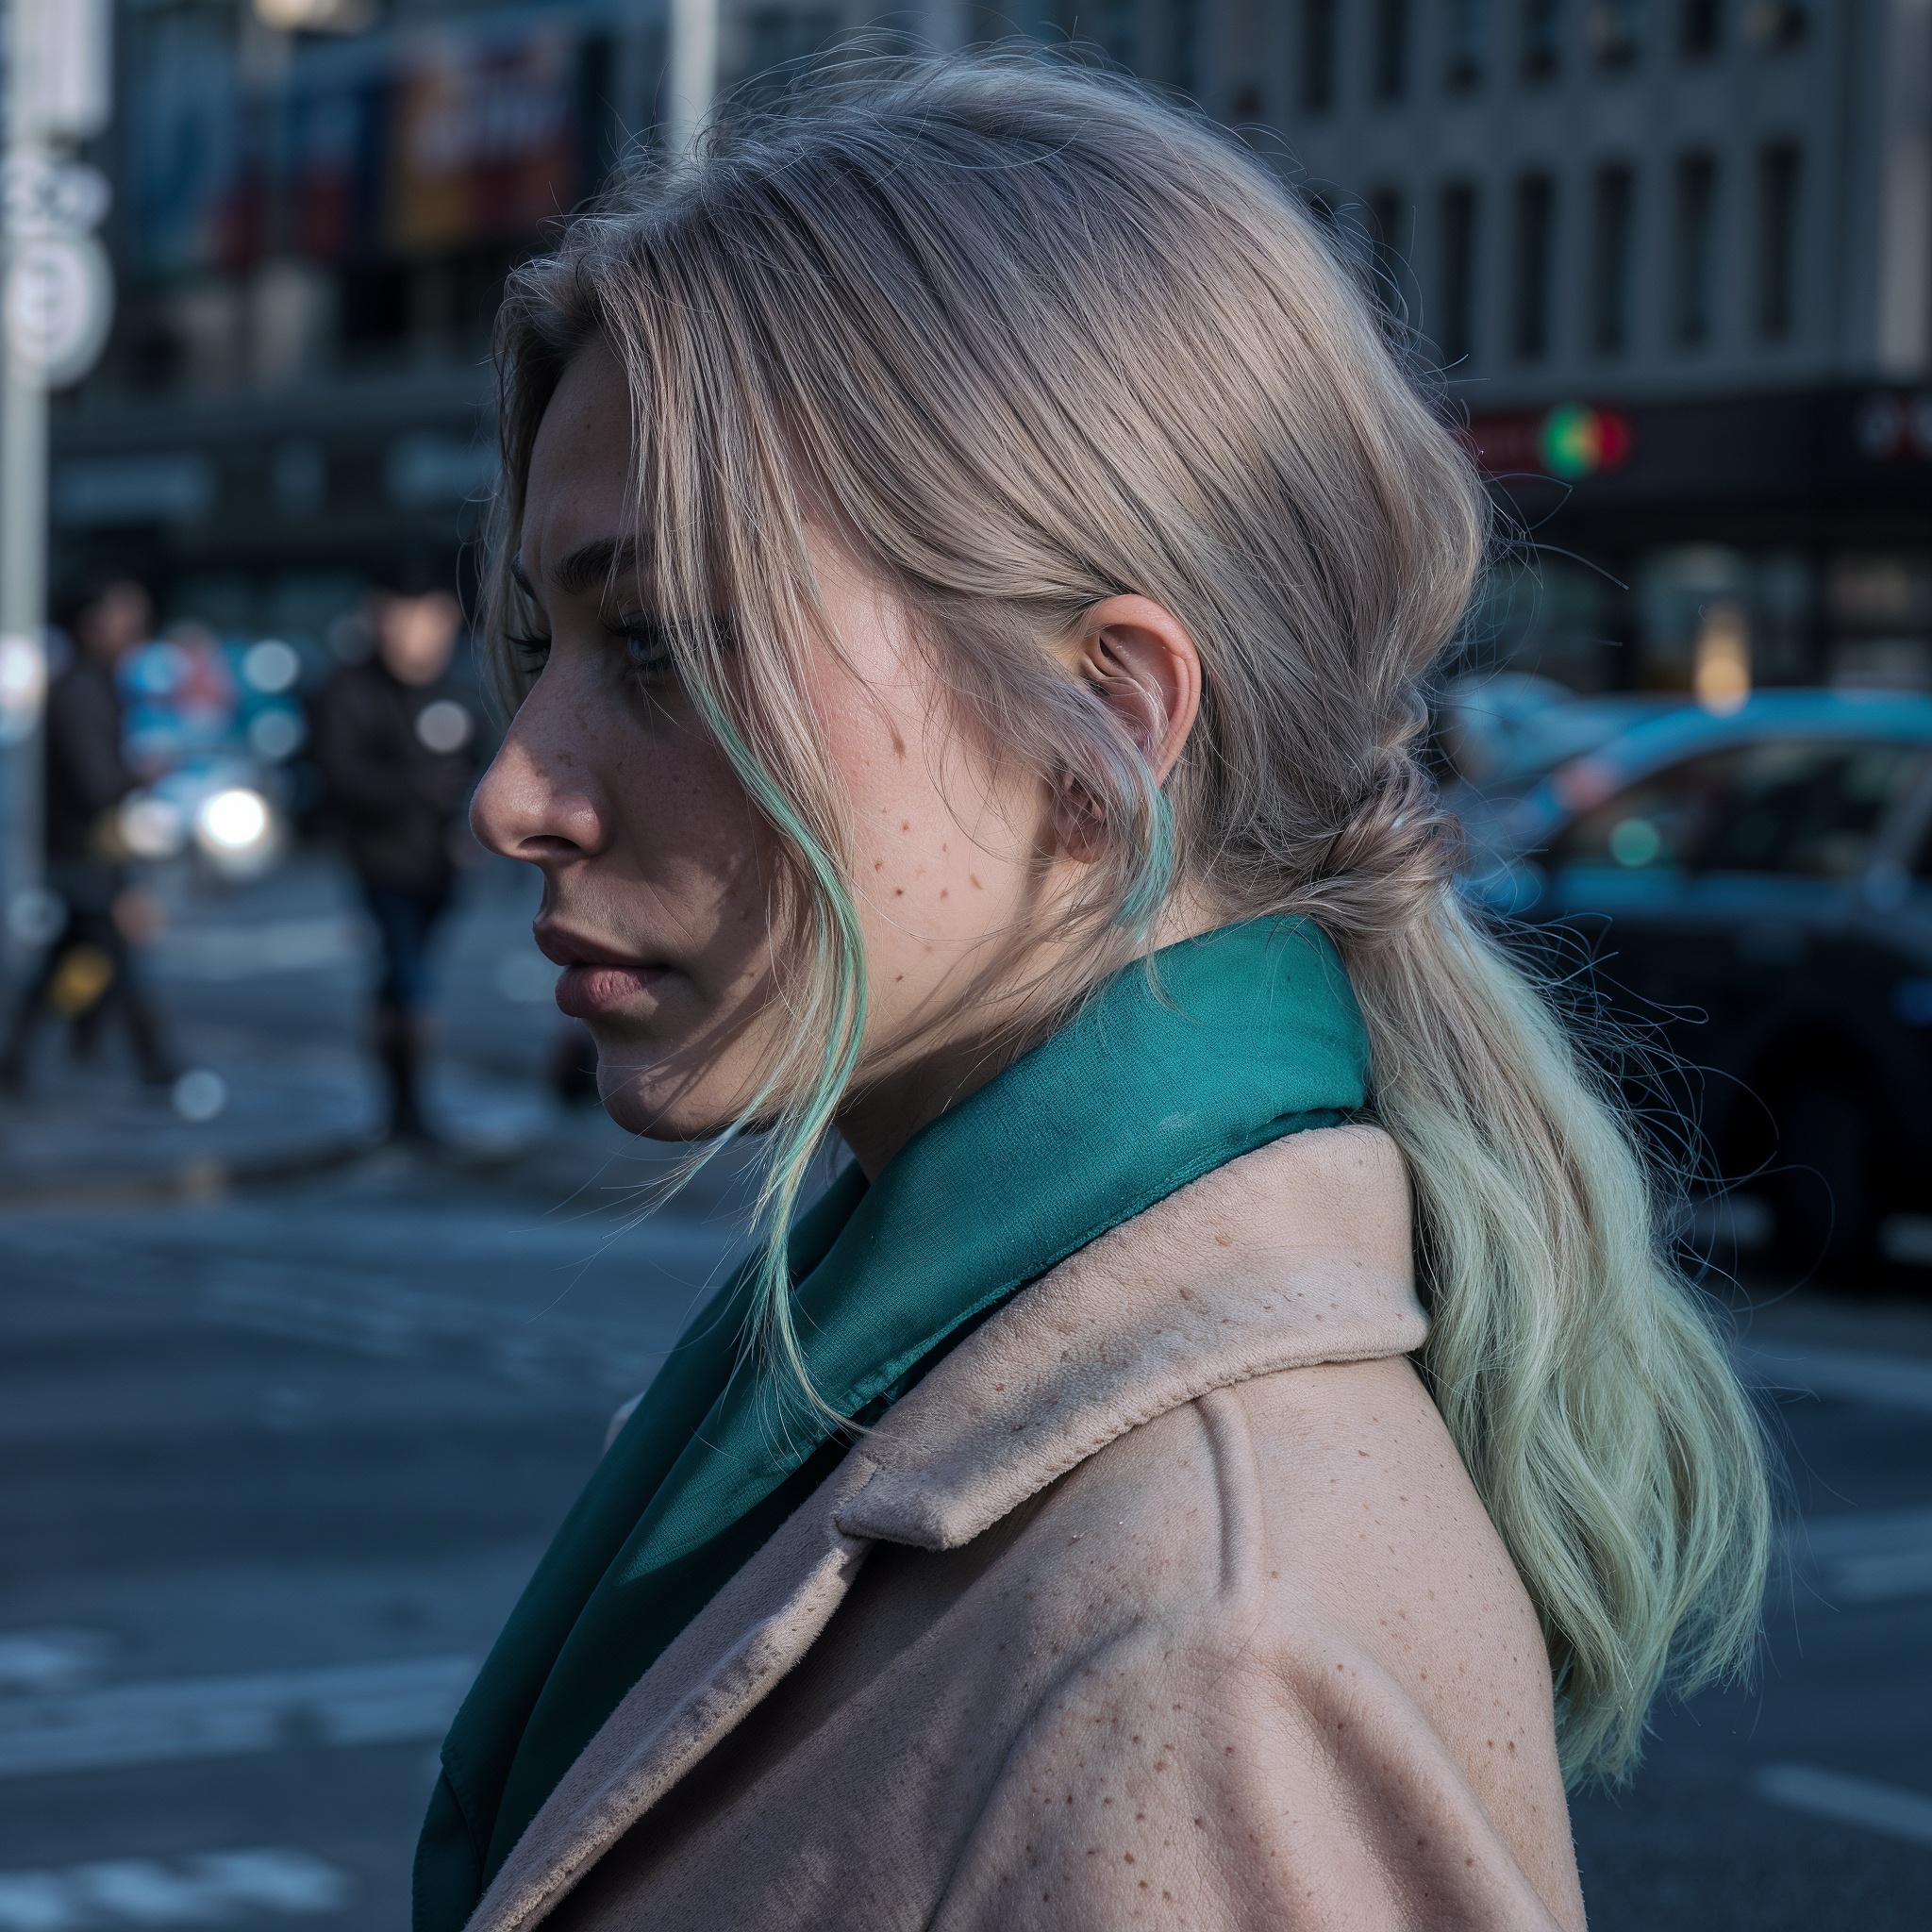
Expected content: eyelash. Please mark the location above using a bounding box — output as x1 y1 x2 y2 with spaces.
508 622 677 691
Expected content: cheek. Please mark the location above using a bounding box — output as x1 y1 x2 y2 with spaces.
835 707 1040 961
598 716 771 967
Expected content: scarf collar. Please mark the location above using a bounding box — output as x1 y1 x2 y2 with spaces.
414 915 1367 1921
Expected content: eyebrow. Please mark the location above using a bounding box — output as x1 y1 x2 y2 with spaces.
511 536 645 604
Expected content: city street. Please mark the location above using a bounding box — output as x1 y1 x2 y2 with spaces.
0 857 1928 1929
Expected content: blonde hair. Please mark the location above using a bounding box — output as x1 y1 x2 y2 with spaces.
487 52 1770 1784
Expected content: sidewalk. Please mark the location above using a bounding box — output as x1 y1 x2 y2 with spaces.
0 852 654 1210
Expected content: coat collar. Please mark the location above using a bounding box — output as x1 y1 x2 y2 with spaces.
468 1124 1422 1932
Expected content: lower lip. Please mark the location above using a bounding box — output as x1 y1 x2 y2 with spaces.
555 962 670 1019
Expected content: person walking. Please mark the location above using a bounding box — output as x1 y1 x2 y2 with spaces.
310 572 478 1141
2 574 175 1093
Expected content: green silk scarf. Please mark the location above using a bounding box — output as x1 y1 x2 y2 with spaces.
413 917 1368 1930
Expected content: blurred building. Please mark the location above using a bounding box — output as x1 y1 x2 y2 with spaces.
57 0 655 645
58 2 1932 696
1264 0 1932 696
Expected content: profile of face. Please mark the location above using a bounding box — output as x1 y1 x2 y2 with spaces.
375 590 462 686
76 582 153 666
469 340 1200 1172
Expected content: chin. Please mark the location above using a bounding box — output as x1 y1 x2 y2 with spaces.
595 1059 742 1141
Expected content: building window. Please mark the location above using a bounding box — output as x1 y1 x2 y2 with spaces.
1673 151 1719 346
1512 173 1556 359
1374 0 1412 101
1590 162 1636 355
1678 0 1721 55
1522 0 1563 78
1587 0 1643 67
1439 181 1481 363
1301 0 1340 110
1171 0 1200 94
1368 185 1413 316
1744 1 1808 50
1100 0 1138 69
1757 141 1801 341
1447 0 1488 89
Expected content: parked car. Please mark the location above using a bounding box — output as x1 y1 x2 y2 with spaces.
1462 690 1932 1281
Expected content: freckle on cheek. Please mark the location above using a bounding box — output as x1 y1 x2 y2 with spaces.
970 874 983 890
899 820 910 833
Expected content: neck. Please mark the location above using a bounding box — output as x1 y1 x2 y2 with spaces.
835 893 1226 1179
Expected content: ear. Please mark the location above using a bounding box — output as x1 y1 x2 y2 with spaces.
1068 594 1203 783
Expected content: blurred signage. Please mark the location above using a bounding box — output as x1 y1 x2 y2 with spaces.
389 31 577 255
3 233 112 384
129 10 246 276
53 453 218 529
1854 391 1932 463
1465 404 1636 481
12 0 112 145
132 21 585 275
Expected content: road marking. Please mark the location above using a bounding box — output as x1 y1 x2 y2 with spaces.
0 1848 346 1931
1796 1505 1932 1604
0 1656 474 1780
0 1633 110 1696
1751 1763 1932 1850
151 918 370 982
1735 1341 1932 1412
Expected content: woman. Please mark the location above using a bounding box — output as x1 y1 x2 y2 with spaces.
421 56 1769 1932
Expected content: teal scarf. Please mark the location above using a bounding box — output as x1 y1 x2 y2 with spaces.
413 917 1367 1929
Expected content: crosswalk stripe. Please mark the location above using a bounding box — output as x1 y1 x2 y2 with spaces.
0 1657 474 1780
1750 1763 1932 1849
0 1849 347 1931
1734 1342 1932 1413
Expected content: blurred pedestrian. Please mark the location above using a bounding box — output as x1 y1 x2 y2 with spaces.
310 571 480 1141
1 575 175 1094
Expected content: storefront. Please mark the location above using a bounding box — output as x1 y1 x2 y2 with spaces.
1466 388 1932 697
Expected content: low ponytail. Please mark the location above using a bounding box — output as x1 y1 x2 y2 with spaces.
1342 887 1771 1781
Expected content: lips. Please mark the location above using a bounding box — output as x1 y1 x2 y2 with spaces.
535 924 672 1019
554 961 670 1019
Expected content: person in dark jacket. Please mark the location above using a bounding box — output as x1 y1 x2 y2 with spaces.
1 575 175 1092
310 576 478 1141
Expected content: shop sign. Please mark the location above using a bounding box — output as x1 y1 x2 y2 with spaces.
1463 403 1636 481
387 29 577 257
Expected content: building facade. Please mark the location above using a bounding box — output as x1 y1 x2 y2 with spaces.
54 0 1932 693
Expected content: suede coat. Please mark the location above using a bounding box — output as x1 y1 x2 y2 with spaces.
462 1124 1586 1932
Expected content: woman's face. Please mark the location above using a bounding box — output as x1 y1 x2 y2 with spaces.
470 340 1059 1155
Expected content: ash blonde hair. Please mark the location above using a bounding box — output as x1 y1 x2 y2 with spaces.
487 52 1770 1784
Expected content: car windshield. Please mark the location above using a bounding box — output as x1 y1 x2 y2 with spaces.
1557 739 1924 879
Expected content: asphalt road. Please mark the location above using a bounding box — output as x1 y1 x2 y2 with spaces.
1 857 1929 1929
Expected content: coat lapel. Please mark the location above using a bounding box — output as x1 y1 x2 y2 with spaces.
467 1124 1422 1932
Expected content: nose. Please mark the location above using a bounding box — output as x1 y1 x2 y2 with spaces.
470 688 609 863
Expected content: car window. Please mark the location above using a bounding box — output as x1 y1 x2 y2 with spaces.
1557 741 1922 879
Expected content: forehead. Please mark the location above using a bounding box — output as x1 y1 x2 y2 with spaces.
521 338 636 583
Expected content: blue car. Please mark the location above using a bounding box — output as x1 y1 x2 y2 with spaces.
1464 690 1932 1279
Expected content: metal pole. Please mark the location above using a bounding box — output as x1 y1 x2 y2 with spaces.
665 0 718 161
0 0 112 964
0 0 48 966
0 356 47 963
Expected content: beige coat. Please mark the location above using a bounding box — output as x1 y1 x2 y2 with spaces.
470 1126 1587 1932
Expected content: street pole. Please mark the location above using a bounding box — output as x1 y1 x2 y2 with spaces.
0 0 112 964
665 0 717 162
